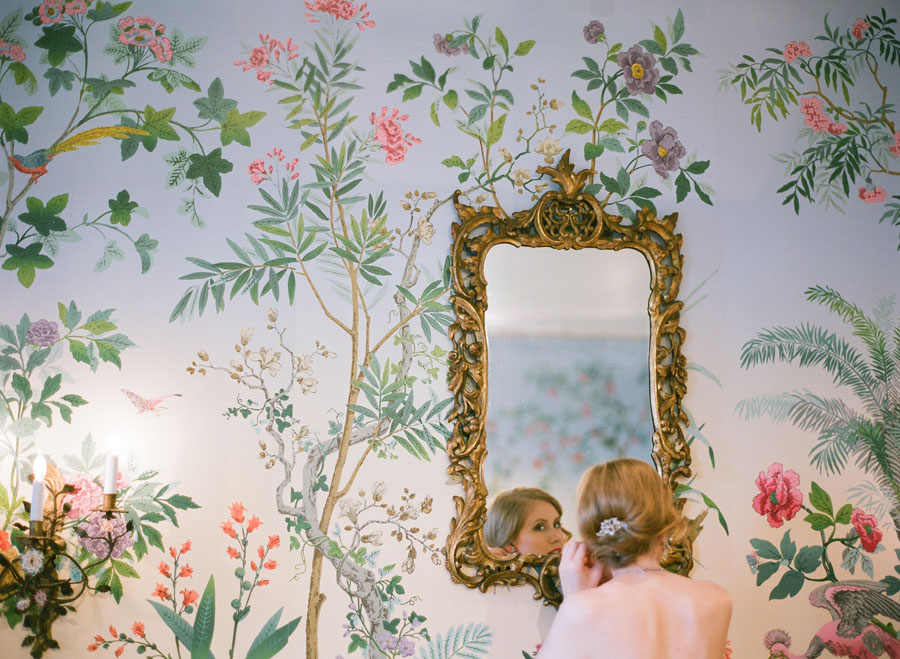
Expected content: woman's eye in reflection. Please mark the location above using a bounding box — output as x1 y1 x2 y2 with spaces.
553 519 562 529
533 523 545 532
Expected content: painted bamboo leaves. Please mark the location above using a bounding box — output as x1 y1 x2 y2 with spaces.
0 4 264 286
388 10 710 219
723 10 900 244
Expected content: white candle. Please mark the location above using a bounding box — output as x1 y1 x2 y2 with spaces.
31 455 47 522
103 454 118 495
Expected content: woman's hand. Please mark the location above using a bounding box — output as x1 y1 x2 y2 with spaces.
558 541 608 598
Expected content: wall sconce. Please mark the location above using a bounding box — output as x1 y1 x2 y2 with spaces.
0 458 128 658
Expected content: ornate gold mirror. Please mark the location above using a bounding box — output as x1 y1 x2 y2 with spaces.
445 151 692 604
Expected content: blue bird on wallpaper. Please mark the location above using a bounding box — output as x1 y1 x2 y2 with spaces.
7 126 148 183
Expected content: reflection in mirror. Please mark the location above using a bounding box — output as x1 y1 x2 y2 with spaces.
483 246 652 539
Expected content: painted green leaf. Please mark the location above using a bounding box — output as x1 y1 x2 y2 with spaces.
599 172 619 195
672 9 685 43
756 561 779 586
10 62 37 94
808 481 833 516
749 537 780 560
769 569 805 599
247 608 302 659
39 373 61 401
571 90 592 120
803 512 832 531
0 102 43 143
2 243 53 287
584 142 604 160
34 24 82 67
191 576 215 659
194 77 237 123
19 195 68 236
684 160 710 175
793 546 822 574
220 108 265 147
598 118 627 133
186 148 233 197
780 531 797 563
142 105 180 142
653 25 667 53
442 89 458 110
674 171 689 202
44 67 75 96
565 119 593 135
148 600 195 651
514 40 535 56
485 113 506 147
108 190 138 226
495 27 509 57
86 1 132 22
834 503 853 525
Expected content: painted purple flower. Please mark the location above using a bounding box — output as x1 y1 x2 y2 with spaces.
397 637 415 656
433 33 469 56
33 589 48 607
616 44 660 96
583 20 605 44
376 630 398 652
640 121 686 178
16 598 30 612
78 512 134 559
26 319 59 347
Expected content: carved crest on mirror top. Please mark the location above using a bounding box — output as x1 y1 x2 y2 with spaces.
445 151 692 605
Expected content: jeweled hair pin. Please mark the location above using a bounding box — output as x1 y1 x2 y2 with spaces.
597 517 627 537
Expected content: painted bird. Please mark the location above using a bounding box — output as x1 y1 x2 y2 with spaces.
8 125 149 183
764 581 900 658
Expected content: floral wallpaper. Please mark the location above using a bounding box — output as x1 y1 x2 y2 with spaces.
1 1 898 658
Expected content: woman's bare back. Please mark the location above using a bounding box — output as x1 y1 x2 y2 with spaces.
537 571 731 659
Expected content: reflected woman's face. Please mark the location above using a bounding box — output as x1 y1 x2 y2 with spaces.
511 500 567 554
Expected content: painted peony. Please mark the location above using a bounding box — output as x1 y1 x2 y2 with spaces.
752 462 803 528
370 107 421 165
26 319 59 347
850 508 882 552
616 45 660 96
78 512 134 559
640 121 686 178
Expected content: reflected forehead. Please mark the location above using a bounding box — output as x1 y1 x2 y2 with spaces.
523 500 559 525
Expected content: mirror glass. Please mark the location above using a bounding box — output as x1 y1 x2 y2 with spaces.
483 245 652 540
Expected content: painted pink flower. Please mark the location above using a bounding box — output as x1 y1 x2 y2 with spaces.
827 122 847 135
889 131 900 157
752 462 803 528
117 16 134 31
0 39 26 62
305 0 374 29
150 36 173 63
39 0 64 24
65 1 88 15
136 15 156 29
256 69 273 84
859 185 888 204
783 41 812 63
799 97 844 134
248 159 269 184
851 18 871 41
370 107 421 165
851 508 883 552
248 46 269 70
63 473 102 519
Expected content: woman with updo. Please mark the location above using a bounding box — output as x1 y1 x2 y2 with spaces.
537 458 731 658
484 487 570 555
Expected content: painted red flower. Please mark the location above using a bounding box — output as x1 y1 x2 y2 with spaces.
0 528 10 552
851 508 883 552
158 561 171 577
221 520 237 538
115 647 124 657
257 579 270 586
257 545 265 559
267 534 280 549
109 625 117 637
132 621 145 638
251 560 258 571
229 502 246 523
181 588 199 608
264 560 277 570
227 546 240 559
752 462 803 528
87 643 99 652
179 564 194 578
248 515 262 532
152 583 170 601
181 540 192 554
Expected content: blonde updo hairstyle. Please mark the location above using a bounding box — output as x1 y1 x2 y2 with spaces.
576 458 686 568
484 487 564 549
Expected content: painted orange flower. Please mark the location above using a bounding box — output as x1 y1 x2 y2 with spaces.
152 583 171 600
87 643 99 652
264 560 277 570
267 535 280 549
257 579 270 586
257 545 265 559
132 621 145 638
227 546 240 559
109 625 118 637
221 520 237 538
0 528 11 552
248 515 262 532
181 588 199 607
169 545 177 558
181 539 192 554
115 647 124 657
229 502 246 523
158 561 171 577
179 564 194 578
251 560 258 571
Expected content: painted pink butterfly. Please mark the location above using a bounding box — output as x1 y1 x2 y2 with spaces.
121 389 182 416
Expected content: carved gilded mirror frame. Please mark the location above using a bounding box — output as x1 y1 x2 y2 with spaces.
445 151 692 605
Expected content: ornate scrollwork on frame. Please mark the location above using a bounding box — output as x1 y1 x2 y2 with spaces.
444 151 692 606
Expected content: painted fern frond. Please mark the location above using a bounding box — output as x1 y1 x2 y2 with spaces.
419 623 492 659
735 393 800 422
787 392 860 433
871 296 896 337
809 423 856 475
806 285 894 391
741 323 881 408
